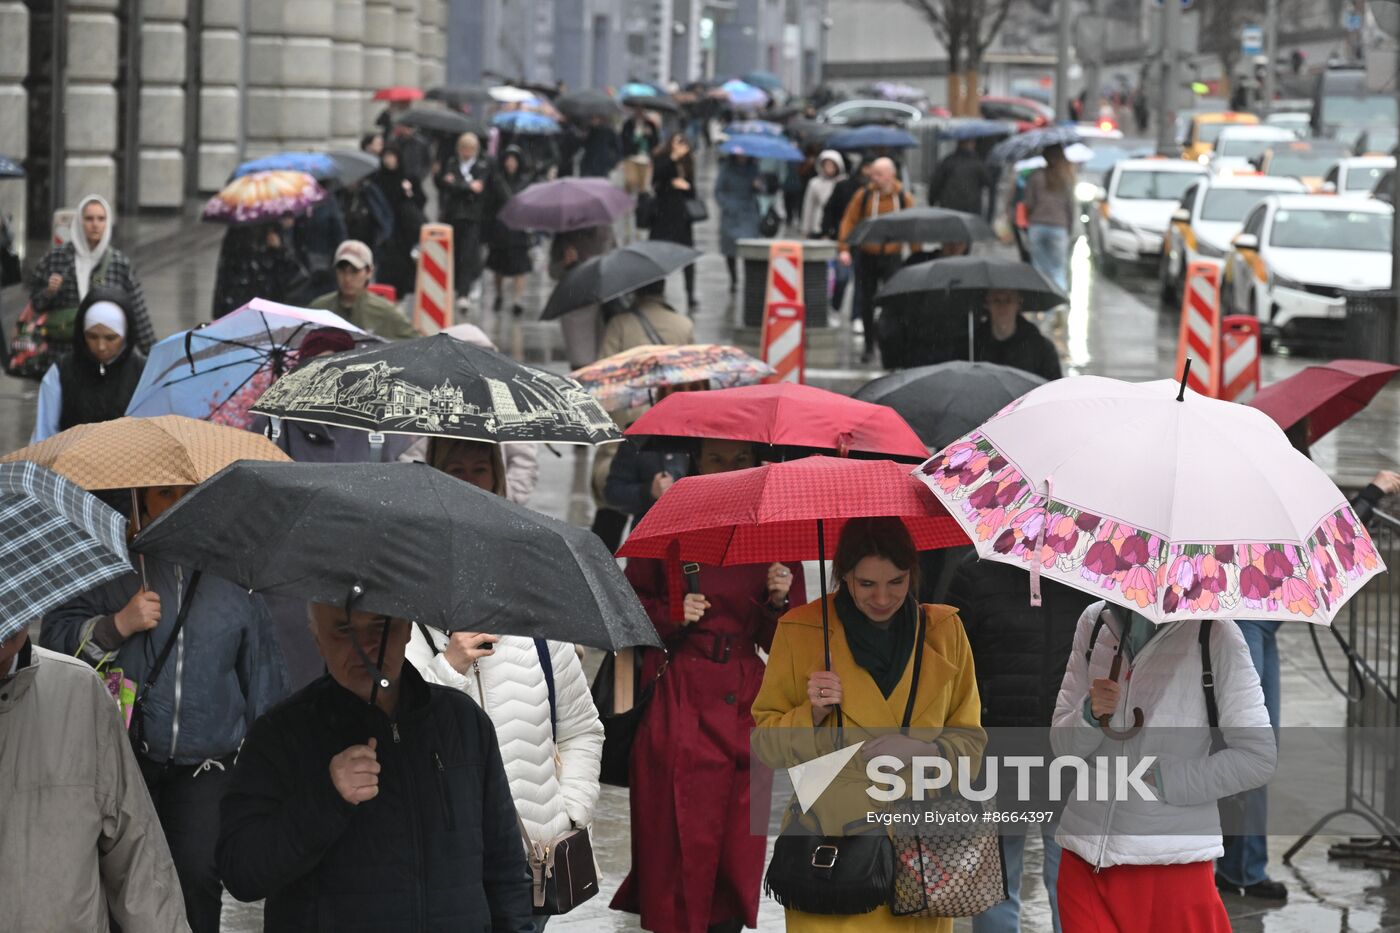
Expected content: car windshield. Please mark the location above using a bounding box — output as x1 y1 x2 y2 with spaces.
1200 188 1293 222
1267 150 1348 177
1114 170 1200 200
1345 166 1391 192
1269 209 1392 251
1198 121 1251 144
1322 95 1399 127
1082 146 1133 174
1216 137 1289 159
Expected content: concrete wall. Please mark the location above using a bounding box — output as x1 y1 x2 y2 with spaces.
0 1 28 252
66 0 121 205
139 0 188 208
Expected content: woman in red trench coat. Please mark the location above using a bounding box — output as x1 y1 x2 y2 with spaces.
611 440 807 933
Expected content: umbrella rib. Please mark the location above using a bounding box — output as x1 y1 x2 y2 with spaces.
153 353 272 389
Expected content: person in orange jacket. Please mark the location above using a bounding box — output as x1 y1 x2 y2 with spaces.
837 157 914 363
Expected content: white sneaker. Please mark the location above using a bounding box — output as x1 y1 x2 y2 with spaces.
852 318 864 336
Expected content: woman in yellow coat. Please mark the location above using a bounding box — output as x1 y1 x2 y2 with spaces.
752 517 985 933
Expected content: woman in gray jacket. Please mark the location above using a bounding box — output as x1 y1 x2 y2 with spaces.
42 484 288 933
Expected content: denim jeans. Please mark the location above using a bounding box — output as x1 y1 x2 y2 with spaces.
972 819 1063 933
1217 619 1281 887
1027 223 1070 293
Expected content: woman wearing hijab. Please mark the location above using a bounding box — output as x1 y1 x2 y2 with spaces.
649 132 701 311
28 194 156 355
611 438 805 933
371 141 428 297
485 145 534 318
31 286 148 443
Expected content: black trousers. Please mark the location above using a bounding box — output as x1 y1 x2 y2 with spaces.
451 219 484 295
853 252 903 353
139 754 236 933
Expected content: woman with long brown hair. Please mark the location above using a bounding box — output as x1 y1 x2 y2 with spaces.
1024 143 1076 292
649 132 701 311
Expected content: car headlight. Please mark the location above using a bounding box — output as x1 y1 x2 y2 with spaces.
1195 238 1227 259
1106 214 1134 233
1271 270 1305 292
1075 181 1102 202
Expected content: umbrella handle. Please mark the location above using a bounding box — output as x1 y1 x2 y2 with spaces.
1096 647 1144 739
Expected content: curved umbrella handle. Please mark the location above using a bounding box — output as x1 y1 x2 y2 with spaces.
1098 707 1144 740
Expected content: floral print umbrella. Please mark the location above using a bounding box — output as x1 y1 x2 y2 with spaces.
915 374 1383 625
202 170 328 225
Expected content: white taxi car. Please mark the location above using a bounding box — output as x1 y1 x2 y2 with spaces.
1208 125 1299 175
1159 173 1305 304
1324 155 1396 197
1222 194 1394 347
1088 158 1207 271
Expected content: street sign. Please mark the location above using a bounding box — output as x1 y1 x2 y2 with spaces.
1241 25 1264 57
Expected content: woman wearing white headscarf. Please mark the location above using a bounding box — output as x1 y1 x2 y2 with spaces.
27 194 156 355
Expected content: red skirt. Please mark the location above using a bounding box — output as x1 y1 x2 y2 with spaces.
1057 850 1231 933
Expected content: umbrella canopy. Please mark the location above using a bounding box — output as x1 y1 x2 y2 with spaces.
0 155 26 177
425 84 494 108
374 86 424 102
1249 359 1400 447
622 94 679 113
498 177 635 232
0 462 131 643
719 133 803 162
847 207 995 247
491 111 562 135
942 120 1016 141
724 120 785 137
325 149 380 186
250 333 621 446
916 374 1384 625
572 344 774 411
988 125 1083 165
826 125 920 151
1 415 290 490
125 298 370 429
853 361 1046 453
131 461 660 650
541 241 702 320
201 170 328 225
621 82 659 99
624 382 929 462
489 85 538 104
876 256 1066 312
396 108 484 137
619 457 967 565
556 89 621 121
785 118 838 145
720 79 769 109
230 151 374 187
742 71 785 93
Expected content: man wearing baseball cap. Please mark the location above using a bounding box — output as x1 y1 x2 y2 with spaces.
310 240 417 340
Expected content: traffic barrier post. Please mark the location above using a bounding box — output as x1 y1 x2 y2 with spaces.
413 223 454 335
1175 260 1223 397
759 241 806 384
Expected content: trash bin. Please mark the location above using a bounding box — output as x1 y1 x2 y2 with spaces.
1343 290 1399 364
736 239 837 329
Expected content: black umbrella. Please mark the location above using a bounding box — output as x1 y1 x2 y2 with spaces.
131 461 661 652
852 361 1046 453
542 241 702 320
556 89 621 122
987 125 1082 165
396 108 485 137
249 333 623 446
847 207 994 247
785 117 838 146
326 149 379 186
875 256 1066 357
623 94 680 114
425 84 494 108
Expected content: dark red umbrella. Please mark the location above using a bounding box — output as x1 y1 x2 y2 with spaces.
618 457 968 687
373 86 424 102
623 383 929 462
1249 359 1400 446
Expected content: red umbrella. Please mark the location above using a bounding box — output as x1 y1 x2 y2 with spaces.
618 457 968 682
623 382 928 462
373 86 424 102
1249 359 1400 446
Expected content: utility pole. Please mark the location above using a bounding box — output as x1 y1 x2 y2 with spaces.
1055 0 1074 121
1262 0 1279 114
1082 0 1103 124
1155 0 1182 155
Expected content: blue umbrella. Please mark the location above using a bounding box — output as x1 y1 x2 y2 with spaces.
719 133 803 162
492 111 562 135
942 120 1015 141
826 125 920 150
0 155 24 178
724 120 784 137
231 151 337 181
743 71 785 92
987 125 1083 165
621 82 659 99
720 79 769 109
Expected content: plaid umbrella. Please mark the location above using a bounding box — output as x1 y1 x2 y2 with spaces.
571 344 774 411
0 462 130 643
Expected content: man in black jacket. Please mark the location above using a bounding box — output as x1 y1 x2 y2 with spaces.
977 289 1063 381
947 555 1093 933
928 139 993 217
216 604 534 933
436 132 494 314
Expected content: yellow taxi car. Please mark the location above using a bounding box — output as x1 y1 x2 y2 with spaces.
1182 111 1260 163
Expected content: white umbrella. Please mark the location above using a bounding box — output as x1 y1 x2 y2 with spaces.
489 85 538 104
915 373 1383 626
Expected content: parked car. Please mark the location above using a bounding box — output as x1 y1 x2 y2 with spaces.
1222 194 1393 348
979 96 1053 131
817 99 923 126
1159 173 1306 305
1087 157 1207 272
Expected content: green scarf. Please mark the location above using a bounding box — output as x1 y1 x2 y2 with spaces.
834 588 918 699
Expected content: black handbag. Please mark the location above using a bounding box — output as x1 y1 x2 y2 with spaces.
590 648 666 787
635 193 657 229
759 204 782 237
684 197 709 223
526 824 599 914
763 607 927 915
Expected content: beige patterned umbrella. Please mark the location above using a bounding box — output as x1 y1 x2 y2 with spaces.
1 415 290 490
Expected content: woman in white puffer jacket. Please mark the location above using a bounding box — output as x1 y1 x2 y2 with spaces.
1051 600 1275 932
404 436 604 864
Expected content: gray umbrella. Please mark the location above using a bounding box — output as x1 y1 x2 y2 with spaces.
853 361 1046 453
557 89 621 121
131 461 661 652
396 108 485 137
542 241 702 320
847 207 995 247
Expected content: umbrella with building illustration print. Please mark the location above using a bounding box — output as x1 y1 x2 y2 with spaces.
249 333 623 446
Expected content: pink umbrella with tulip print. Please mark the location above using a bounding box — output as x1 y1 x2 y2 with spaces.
914 373 1383 628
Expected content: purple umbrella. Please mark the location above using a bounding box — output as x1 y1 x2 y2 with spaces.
498 177 636 233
